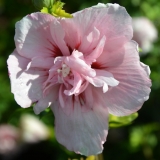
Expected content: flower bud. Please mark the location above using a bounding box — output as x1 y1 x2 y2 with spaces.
32 0 54 10
132 17 158 55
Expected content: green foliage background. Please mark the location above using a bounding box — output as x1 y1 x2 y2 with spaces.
0 0 160 159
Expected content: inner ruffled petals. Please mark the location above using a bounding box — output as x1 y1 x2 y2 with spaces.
50 20 70 56
78 27 100 54
65 50 96 77
42 45 119 98
84 69 119 93
64 71 83 96
85 35 106 64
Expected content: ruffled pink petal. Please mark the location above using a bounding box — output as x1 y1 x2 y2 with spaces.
15 13 57 59
50 20 70 56
60 3 132 54
85 69 119 93
42 62 61 94
105 41 151 116
65 50 96 77
33 85 60 114
59 18 81 51
85 36 106 64
78 27 100 54
79 84 94 110
64 71 83 96
58 85 74 115
27 56 54 69
77 80 89 95
7 50 46 108
140 62 151 76
51 97 108 156
96 36 127 68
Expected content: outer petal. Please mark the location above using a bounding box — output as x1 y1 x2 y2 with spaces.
51 97 108 156
33 85 60 114
7 50 46 108
27 56 54 69
15 13 57 59
96 36 127 68
80 84 94 110
140 62 151 76
60 3 132 53
105 41 151 116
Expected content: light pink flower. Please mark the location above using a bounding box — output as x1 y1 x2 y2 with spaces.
0 125 19 154
132 17 158 55
20 114 50 143
7 3 151 156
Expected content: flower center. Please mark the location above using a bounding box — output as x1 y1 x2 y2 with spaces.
57 64 70 77
61 64 70 77
57 63 71 84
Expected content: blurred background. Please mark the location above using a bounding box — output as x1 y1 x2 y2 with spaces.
0 0 160 159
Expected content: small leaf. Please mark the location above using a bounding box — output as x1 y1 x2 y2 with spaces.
39 108 52 119
109 112 138 128
41 7 49 13
41 1 73 18
138 47 143 52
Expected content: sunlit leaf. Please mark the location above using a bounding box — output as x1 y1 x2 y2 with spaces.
109 112 138 128
129 123 160 150
138 47 143 52
41 1 73 18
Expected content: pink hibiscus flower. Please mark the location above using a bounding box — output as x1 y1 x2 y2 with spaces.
7 3 151 156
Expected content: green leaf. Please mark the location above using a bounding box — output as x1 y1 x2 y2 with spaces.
138 47 143 52
129 123 159 149
41 7 49 13
109 112 138 128
32 0 54 10
8 107 33 125
41 1 73 18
